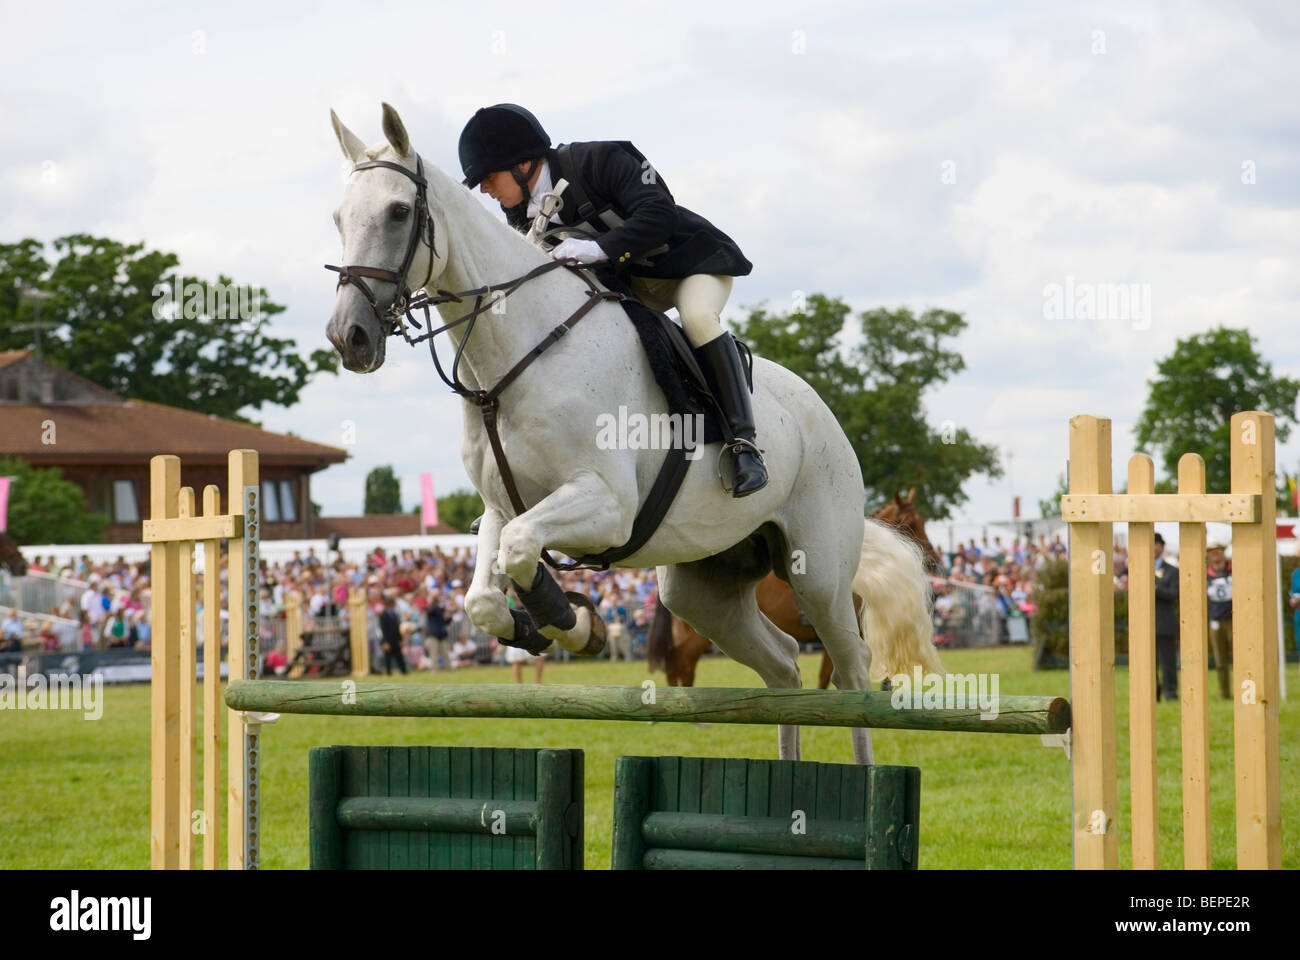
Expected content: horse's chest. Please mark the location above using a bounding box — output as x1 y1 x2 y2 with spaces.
460 407 583 507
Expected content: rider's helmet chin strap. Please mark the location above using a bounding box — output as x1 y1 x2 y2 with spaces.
502 159 536 230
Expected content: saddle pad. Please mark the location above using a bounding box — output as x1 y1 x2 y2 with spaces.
617 297 727 445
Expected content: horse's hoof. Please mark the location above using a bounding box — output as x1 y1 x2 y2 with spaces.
564 591 607 656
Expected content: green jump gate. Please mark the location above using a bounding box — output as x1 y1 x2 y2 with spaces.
309 746 584 869
612 756 920 869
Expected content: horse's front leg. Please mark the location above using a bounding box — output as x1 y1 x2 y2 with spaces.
462 507 515 639
499 471 630 654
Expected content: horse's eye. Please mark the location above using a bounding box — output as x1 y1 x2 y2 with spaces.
392 203 411 221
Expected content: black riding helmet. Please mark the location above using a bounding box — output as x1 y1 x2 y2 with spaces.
458 104 550 188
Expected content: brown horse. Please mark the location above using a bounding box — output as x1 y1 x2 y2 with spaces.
646 601 712 686
647 489 942 688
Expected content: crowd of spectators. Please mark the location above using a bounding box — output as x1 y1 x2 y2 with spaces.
3 547 660 671
929 534 1068 646
3 531 1076 663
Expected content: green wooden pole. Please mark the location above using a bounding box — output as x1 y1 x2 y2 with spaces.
535 749 582 870
865 765 920 869
308 747 344 869
643 849 865 870
640 812 866 859
611 757 653 870
334 797 539 834
227 681 1069 735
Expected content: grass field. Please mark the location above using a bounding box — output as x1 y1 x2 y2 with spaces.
2 646 1297 869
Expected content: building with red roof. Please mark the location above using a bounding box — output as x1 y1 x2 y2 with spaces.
0 350 366 542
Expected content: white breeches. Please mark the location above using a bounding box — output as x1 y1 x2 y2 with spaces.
629 274 733 348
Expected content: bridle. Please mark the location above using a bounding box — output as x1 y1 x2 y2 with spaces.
324 152 614 398
325 154 438 331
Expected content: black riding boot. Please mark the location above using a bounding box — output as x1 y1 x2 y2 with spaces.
694 335 768 497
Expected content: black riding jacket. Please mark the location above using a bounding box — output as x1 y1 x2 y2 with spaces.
509 140 752 285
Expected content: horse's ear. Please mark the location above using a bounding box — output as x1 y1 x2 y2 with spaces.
330 109 366 164
905 488 916 506
381 102 412 157
893 490 905 507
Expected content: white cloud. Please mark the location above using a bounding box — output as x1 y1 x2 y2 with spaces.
3 0 1298 526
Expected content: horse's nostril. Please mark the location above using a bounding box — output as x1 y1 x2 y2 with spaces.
347 325 369 349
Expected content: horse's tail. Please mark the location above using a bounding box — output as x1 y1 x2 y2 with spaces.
647 602 673 673
852 517 943 684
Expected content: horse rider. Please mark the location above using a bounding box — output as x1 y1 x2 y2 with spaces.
458 103 768 497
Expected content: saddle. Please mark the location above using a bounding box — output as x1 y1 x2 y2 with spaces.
618 296 752 446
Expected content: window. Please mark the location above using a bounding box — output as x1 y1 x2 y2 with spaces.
262 481 281 523
278 480 297 522
260 479 299 524
87 477 112 517
112 480 139 523
88 477 138 523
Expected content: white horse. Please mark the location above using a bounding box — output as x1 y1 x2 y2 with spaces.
325 104 940 763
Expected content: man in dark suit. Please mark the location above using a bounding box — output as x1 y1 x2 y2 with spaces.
378 595 407 675
1153 532 1179 701
459 103 766 497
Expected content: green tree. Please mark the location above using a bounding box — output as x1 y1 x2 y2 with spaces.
0 458 108 544
733 296 1002 519
435 488 485 533
0 235 338 423
364 466 402 514
1134 328 1300 497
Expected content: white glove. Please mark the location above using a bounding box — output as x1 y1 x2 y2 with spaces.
551 238 607 264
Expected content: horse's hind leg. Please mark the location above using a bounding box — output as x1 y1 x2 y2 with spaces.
782 517 876 765
658 560 803 760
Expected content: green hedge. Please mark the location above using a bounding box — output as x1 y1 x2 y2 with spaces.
1032 558 1128 668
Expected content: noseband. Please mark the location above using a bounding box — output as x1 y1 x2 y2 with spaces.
325 155 438 330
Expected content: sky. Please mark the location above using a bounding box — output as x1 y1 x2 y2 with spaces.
3 0 1298 538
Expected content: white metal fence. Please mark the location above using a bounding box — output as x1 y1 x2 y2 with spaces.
0 570 88 618
0 605 80 650
930 578 1029 648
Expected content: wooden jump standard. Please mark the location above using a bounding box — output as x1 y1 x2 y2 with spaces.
225 680 1070 735
147 450 374 869
1062 411 1282 869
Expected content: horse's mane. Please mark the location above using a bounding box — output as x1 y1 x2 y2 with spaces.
405 149 559 269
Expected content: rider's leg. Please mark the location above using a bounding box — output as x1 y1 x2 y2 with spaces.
674 274 731 349
674 274 768 497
